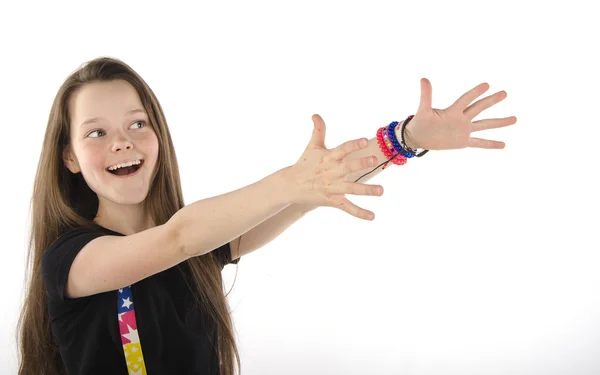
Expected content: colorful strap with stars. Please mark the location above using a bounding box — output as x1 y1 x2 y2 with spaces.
118 286 148 375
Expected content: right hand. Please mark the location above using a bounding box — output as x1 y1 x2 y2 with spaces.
283 114 383 221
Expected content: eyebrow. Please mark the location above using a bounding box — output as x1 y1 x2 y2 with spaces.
79 109 147 128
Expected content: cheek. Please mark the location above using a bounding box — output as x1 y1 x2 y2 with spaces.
78 144 107 173
144 134 160 164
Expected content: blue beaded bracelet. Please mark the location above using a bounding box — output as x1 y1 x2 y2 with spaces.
386 121 414 158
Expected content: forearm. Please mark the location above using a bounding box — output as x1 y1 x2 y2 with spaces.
232 203 314 259
169 166 295 257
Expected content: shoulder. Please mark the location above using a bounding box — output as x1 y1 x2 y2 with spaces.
42 226 109 268
41 224 117 301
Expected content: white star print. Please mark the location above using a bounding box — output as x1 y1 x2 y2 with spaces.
119 288 123 293
121 325 140 344
122 297 133 309
131 347 138 353
118 312 126 322
130 369 143 375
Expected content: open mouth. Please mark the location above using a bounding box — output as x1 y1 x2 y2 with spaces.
106 160 144 176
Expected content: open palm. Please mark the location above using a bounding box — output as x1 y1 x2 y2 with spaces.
406 79 517 151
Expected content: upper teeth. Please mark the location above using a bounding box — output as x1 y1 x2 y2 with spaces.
108 160 141 171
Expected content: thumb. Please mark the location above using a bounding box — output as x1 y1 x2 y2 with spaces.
417 78 433 113
309 114 326 149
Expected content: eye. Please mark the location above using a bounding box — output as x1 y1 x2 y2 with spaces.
131 120 146 129
88 130 105 138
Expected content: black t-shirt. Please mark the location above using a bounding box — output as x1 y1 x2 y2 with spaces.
41 224 240 375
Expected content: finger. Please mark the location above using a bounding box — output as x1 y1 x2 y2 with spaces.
339 155 379 176
328 181 384 197
471 116 517 132
452 82 490 110
329 137 369 161
467 137 505 149
330 196 375 221
464 91 508 119
417 78 433 113
309 114 327 149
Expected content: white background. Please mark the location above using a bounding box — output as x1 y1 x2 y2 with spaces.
1 1 599 374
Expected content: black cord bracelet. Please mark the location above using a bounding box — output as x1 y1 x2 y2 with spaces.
401 115 428 157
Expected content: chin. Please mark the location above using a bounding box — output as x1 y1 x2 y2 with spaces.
83 171 153 208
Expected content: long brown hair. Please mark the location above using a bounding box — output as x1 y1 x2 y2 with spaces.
16 57 240 375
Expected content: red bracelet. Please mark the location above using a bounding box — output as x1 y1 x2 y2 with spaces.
376 126 407 167
375 128 390 169
376 126 406 166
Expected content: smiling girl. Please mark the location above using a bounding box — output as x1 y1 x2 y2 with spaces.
17 57 515 375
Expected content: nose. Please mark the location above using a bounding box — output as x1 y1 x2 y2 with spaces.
111 133 134 152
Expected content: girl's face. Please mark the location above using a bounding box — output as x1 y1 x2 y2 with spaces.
64 80 159 207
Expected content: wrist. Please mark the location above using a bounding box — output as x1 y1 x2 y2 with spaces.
276 165 305 205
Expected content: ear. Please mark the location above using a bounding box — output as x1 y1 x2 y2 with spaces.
63 146 81 174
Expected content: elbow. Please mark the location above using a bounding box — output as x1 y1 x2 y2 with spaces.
164 217 188 258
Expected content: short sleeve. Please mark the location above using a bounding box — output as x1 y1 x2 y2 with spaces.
42 228 106 302
213 241 240 269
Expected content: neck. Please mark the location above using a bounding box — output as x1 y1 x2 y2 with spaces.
94 198 154 235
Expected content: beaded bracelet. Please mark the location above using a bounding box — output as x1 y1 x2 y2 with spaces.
387 121 414 159
376 127 406 169
384 136 407 166
375 128 393 169
356 116 427 182
382 127 399 156
377 120 413 161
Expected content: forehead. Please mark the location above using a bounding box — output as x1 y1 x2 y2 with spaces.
69 80 144 126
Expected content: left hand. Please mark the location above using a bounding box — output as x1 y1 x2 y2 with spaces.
405 78 517 150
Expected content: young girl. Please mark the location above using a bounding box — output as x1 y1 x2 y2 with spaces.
17 57 515 375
